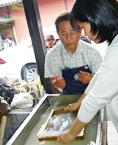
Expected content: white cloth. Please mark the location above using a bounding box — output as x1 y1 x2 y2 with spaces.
78 34 118 131
45 40 102 78
10 93 34 109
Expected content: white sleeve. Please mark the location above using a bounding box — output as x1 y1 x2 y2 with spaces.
77 43 118 123
89 50 103 75
85 68 101 94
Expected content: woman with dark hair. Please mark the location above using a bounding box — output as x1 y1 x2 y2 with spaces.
57 0 118 144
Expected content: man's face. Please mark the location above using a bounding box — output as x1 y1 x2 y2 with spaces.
45 39 55 48
58 21 80 54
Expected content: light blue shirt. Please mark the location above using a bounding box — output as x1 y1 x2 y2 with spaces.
45 40 102 78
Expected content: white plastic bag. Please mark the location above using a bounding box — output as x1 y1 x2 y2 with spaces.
10 93 34 109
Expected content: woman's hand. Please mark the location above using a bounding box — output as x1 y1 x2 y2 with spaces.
57 129 77 144
65 93 87 111
57 117 87 144
65 102 80 111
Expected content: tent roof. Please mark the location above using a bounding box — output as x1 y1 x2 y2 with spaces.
0 0 22 7
0 15 14 24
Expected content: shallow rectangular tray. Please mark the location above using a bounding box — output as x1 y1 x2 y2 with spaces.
6 94 107 145
38 108 85 141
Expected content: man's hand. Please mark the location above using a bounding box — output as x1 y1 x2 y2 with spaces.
77 71 93 84
50 75 66 89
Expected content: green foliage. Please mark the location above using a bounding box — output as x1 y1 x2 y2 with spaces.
0 3 24 41
0 3 23 34
0 24 9 34
10 3 24 11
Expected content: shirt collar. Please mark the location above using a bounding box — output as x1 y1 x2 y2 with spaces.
111 34 118 45
61 41 81 55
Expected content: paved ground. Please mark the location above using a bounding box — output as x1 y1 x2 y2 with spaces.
106 105 118 145
107 121 118 145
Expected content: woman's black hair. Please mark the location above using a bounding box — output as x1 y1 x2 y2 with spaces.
71 0 118 43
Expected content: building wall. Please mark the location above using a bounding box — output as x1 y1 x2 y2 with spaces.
9 3 30 43
38 0 74 28
8 0 74 43
0 7 14 39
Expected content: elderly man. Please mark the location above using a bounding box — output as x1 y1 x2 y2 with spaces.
45 11 102 94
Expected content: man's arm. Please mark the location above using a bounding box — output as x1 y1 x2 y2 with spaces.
50 75 66 89
77 71 93 84
77 48 102 85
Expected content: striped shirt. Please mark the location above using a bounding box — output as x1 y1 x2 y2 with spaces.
45 40 103 78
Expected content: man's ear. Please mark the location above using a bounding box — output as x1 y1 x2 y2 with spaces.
79 28 82 35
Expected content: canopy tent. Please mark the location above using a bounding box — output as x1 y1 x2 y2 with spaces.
0 0 21 7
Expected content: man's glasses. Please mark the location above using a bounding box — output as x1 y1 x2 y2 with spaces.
47 39 54 41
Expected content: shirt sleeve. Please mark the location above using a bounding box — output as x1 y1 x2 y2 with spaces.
44 50 62 78
85 68 101 94
77 43 118 123
89 49 103 75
